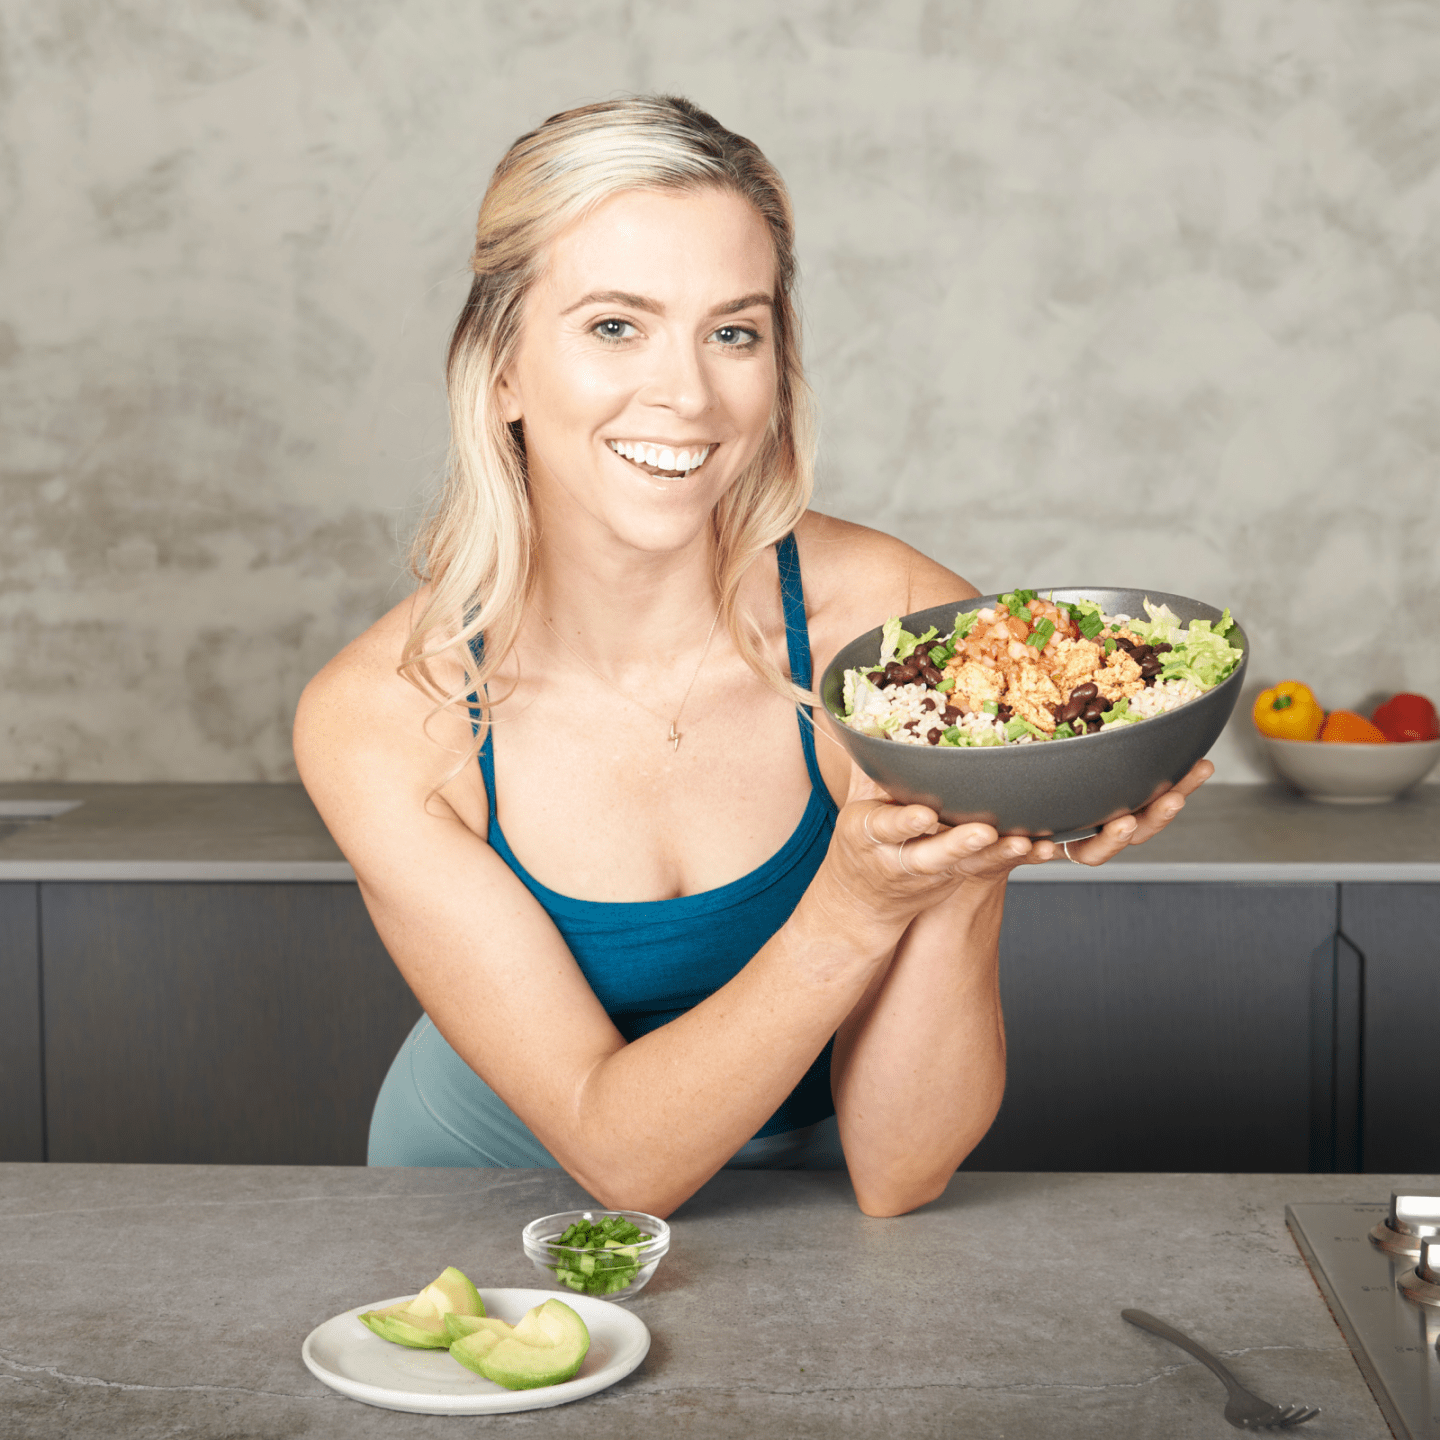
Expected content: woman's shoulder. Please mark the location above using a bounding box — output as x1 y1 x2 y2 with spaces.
790 511 981 662
293 587 482 827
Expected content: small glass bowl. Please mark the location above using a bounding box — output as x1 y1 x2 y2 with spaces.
522 1209 670 1302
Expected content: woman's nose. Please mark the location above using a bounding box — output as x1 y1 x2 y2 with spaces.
637 333 714 418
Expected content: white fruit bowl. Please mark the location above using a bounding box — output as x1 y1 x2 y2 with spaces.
1258 735 1440 803
522 1210 669 1302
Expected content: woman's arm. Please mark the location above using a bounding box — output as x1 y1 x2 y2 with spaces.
827 760 1211 1217
796 515 1213 1215
294 612 979 1218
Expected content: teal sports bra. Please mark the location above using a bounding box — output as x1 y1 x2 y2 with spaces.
475 533 840 1136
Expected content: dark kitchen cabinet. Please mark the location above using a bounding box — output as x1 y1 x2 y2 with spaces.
40 883 421 1165
1340 884 1440 1173
5 877 1434 1170
0 883 43 1161
963 883 1338 1172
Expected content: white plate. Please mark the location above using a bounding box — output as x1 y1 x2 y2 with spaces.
301 1286 651 1415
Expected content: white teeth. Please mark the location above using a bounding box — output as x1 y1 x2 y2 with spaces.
609 441 712 472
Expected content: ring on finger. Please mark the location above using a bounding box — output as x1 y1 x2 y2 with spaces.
862 808 883 846
1061 840 1083 866
897 838 921 877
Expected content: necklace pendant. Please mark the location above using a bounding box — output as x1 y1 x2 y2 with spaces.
669 723 681 752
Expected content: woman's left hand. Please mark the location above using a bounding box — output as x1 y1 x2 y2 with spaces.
1055 758 1214 866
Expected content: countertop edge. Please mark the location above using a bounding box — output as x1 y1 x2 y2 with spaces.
2 860 1437 883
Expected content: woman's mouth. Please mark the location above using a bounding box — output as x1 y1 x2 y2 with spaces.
607 439 713 479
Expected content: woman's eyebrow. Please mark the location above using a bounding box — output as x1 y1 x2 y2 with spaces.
559 290 775 317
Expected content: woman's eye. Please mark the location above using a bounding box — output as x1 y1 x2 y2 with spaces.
711 325 760 348
593 318 638 343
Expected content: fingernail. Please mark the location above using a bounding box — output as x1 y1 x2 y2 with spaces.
966 834 988 851
1119 819 1138 836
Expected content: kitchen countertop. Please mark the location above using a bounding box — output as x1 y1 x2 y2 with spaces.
3 1164 1431 1439
0 780 1436 882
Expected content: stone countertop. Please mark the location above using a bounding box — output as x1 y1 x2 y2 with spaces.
3 1164 1431 1439
0 781 1436 882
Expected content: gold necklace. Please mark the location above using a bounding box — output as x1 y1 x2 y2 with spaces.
543 607 722 752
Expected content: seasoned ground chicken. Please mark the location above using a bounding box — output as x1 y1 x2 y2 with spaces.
942 659 1006 714
1004 663 1063 735
1050 637 1103 693
1094 647 1145 702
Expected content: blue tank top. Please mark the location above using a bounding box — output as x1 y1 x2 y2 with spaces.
474 534 839 1137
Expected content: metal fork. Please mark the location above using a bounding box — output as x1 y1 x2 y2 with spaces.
1122 1309 1321 1430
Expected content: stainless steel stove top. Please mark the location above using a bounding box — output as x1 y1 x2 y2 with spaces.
1287 1197 1440 1440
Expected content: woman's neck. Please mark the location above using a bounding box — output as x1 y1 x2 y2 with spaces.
528 524 722 669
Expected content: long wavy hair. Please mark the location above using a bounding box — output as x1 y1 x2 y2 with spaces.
400 96 817 757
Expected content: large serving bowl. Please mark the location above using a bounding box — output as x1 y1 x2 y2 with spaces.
1257 734 1440 803
820 588 1248 842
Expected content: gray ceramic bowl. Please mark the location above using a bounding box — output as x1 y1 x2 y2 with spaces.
820 588 1248 842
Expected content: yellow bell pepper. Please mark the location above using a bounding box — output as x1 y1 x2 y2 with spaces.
1253 681 1324 740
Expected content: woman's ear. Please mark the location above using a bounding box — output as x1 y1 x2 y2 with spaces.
496 367 523 423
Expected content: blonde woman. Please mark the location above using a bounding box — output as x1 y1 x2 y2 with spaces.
295 96 1208 1218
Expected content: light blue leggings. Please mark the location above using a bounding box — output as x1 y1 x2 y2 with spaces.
369 1016 846 1171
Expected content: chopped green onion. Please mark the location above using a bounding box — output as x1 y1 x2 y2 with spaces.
981 700 999 716
1004 718 1030 741
1026 619 1056 648
1011 606 1032 623
936 678 955 693
1053 722 1075 739
1076 611 1104 640
1103 638 1116 655
942 726 964 744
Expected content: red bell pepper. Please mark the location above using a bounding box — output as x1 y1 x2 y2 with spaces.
1372 692 1440 743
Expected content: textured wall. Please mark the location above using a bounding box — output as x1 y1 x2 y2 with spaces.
2 1 1437 781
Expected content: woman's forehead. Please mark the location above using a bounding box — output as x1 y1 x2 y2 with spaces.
536 187 777 315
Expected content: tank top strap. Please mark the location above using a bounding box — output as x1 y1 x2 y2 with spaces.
775 533 828 796
465 635 500 819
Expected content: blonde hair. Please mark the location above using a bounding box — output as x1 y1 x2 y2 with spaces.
401 96 816 754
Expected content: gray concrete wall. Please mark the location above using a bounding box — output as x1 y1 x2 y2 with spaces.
2 1 1437 782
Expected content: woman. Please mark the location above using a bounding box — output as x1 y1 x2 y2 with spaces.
294 96 1208 1218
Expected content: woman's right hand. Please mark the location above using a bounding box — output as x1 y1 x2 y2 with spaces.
812 763 1057 942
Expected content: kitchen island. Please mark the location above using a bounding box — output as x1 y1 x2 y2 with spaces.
2 782 1437 1173
2 1163 1429 1438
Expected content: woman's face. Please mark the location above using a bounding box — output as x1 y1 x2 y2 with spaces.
498 186 780 557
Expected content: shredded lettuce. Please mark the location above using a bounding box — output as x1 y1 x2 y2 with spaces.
1129 599 1185 646
879 616 904 666
951 610 979 642
896 625 937 661
1101 697 1140 726
842 669 895 737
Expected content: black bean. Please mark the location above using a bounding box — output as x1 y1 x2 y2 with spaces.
1099 696 1112 711
885 661 906 682
896 662 920 683
921 697 937 712
867 670 886 686
1086 716 1104 733
1070 682 1098 704
997 703 1014 722
942 706 961 723
920 664 944 686
926 727 943 745
1154 642 1172 654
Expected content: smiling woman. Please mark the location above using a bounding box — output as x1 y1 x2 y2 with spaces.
293 96 1207 1218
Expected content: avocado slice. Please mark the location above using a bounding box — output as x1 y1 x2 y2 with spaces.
450 1299 590 1390
443 1312 514 1345
359 1267 485 1349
